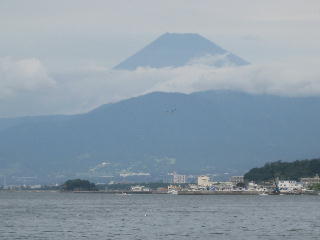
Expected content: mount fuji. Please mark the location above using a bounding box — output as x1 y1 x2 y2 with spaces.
114 33 249 70
1 33 320 184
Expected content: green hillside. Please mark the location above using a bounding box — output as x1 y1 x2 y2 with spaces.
244 159 320 182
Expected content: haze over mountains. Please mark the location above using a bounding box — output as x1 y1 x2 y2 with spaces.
1 33 319 184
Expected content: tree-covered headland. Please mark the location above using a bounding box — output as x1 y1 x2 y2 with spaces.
62 179 97 191
244 158 320 182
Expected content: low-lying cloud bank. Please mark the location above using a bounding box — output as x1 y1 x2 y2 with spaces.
1 57 320 117
146 60 320 96
0 57 55 99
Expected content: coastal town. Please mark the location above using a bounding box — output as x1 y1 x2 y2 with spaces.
125 173 320 195
2 172 320 195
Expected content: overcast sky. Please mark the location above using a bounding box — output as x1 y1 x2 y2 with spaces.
1 0 320 117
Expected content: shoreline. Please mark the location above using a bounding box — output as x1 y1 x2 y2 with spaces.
1 189 319 195
69 190 319 195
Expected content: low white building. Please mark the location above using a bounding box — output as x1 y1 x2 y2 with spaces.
278 180 303 192
212 182 234 191
130 185 150 192
246 182 267 192
248 181 258 190
300 175 320 187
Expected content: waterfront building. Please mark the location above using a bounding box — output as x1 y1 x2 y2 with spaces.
278 180 303 192
130 185 150 192
197 175 212 187
167 185 181 191
173 173 187 184
212 182 233 191
248 181 258 190
230 176 244 185
300 175 320 187
188 184 199 191
167 172 187 183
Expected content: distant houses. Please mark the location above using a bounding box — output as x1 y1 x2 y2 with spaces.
230 176 244 185
197 175 212 187
300 174 320 187
167 172 187 184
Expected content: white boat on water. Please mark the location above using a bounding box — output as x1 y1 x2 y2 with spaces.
117 192 130 196
259 192 268 196
168 189 178 195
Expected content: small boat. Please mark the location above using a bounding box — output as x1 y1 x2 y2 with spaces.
168 189 178 195
116 192 130 196
259 192 268 196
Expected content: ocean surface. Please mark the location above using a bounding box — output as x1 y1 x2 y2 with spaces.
0 192 320 240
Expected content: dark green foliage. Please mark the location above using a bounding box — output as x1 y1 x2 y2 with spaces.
62 179 97 191
310 183 320 191
244 159 320 182
236 182 246 188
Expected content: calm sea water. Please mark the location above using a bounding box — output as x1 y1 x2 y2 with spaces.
0 192 319 240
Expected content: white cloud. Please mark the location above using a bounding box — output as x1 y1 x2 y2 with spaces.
145 59 320 97
187 53 238 68
111 58 320 98
0 1 319 117
1 57 320 117
0 57 55 99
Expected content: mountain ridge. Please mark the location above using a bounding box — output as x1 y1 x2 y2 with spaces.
1 90 320 183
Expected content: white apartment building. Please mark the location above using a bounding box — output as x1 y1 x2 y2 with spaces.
197 175 212 187
230 176 244 185
173 173 187 184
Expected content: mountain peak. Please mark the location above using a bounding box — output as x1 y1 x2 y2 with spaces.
114 33 249 70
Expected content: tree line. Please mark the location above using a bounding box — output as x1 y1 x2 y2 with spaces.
244 158 320 182
62 179 97 191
